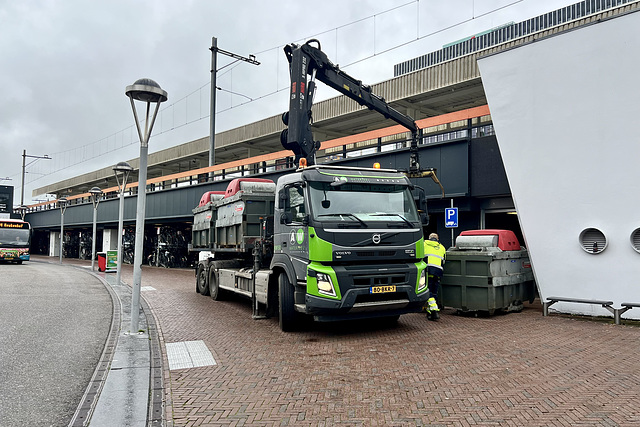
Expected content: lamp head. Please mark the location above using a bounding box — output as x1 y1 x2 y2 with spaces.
125 78 168 103
112 161 133 173
89 186 102 196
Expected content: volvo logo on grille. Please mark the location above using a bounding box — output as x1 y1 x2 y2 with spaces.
372 233 381 244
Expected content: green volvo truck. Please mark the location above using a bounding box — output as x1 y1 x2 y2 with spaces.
193 166 429 331
193 39 442 331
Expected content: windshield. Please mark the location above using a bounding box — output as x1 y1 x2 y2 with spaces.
0 229 30 247
309 182 419 225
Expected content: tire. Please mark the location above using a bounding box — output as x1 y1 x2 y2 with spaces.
209 266 222 301
196 264 209 296
196 265 203 293
278 273 296 332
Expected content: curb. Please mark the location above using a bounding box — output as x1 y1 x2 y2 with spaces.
31 258 166 427
68 271 120 426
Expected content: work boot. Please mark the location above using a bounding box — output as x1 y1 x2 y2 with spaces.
426 310 440 321
427 297 439 312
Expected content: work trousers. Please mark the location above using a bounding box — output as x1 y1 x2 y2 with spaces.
427 265 443 299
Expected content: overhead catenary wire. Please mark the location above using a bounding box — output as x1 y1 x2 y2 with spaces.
19 0 525 188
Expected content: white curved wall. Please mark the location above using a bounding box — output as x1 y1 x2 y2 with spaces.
478 11 640 318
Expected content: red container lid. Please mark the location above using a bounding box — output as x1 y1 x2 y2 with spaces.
224 178 274 198
197 191 225 207
459 229 521 251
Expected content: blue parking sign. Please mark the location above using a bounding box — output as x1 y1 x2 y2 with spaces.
445 207 458 228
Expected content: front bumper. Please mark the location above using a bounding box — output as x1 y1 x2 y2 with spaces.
304 284 428 321
0 249 29 261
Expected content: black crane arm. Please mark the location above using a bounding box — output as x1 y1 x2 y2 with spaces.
281 39 418 164
281 39 441 193
297 42 418 134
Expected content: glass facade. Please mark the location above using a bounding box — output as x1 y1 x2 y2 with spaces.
394 0 632 77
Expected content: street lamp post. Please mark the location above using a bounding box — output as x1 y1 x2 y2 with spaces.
89 187 102 271
125 78 167 333
58 197 68 264
113 161 133 285
17 205 28 221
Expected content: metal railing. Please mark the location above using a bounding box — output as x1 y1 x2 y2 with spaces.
18 106 492 214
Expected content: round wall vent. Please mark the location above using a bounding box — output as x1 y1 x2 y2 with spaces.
631 228 640 253
579 228 607 254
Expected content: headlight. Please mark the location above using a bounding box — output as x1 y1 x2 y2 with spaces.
316 272 336 297
417 269 427 292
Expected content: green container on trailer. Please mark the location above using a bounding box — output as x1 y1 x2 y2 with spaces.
192 191 225 249
441 229 536 315
191 179 276 253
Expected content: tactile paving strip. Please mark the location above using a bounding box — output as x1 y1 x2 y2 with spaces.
165 340 216 370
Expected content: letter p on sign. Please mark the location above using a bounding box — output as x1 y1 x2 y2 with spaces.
445 207 458 228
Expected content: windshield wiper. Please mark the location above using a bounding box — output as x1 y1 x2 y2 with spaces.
318 213 368 227
370 213 415 228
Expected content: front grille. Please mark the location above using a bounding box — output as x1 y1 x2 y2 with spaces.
357 251 374 257
353 274 406 287
356 250 397 257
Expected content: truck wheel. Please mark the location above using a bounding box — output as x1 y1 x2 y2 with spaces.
209 267 222 301
278 273 296 332
197 264 209 296
196 264 206 294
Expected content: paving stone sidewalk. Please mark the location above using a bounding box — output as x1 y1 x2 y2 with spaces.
56 257 640 426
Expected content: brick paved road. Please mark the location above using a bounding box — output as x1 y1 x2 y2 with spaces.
85 259 640 426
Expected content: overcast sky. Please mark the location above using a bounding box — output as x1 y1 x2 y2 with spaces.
0 0 575 206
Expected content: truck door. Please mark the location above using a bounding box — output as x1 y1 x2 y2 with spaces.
279 183 310 282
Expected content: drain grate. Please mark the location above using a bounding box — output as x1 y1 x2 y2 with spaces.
165 340 216 370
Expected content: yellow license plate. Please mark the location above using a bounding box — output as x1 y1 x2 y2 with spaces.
370 285 396 294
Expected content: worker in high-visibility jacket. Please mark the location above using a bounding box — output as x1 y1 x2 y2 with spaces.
424 233 446 321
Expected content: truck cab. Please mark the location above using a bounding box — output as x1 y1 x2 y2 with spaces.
271 165 429 328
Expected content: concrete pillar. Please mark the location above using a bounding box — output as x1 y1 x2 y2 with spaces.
49 231 60 257
102 229 119 251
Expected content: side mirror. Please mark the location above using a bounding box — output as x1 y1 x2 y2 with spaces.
420 213 429 226
413 185 428 225
415 187 427 210
280 212 293 225
278 190 289 210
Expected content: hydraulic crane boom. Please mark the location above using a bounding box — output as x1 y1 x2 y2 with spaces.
280 39 440 187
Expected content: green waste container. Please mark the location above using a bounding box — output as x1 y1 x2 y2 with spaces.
441 229 536 315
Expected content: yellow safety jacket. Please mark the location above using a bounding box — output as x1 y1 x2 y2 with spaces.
424 240 446 270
